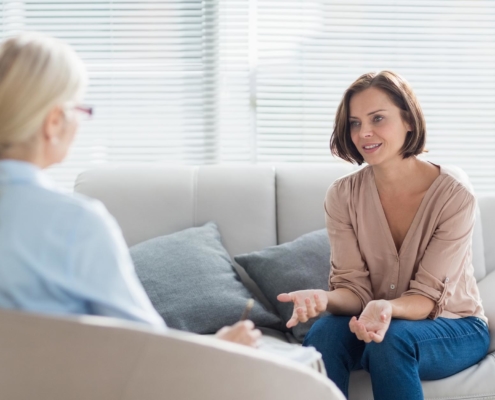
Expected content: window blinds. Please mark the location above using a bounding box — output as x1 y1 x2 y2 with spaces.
1 0 216 187
256 0 495 193
1 1 494 194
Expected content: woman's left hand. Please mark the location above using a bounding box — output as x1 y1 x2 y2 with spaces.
349 300 392 343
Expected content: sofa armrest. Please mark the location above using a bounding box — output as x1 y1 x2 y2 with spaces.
478 269 495 353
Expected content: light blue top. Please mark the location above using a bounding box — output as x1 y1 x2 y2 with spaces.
0 159 165 329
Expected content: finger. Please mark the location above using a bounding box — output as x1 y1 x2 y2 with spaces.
239 334 254 347
305 297 317 318
349 316 358 333
287 303 302 327
277 293 292 303
252 328 262 339
246 329 262 347
369 331 384 343
359 324 373 343
230 320 252 334
372 327 388 343
314 293 325 312
296 307 309 323
356 322 371 343
286 314 300 328
241 320 255 330
215 326 229 337
353 322 365 340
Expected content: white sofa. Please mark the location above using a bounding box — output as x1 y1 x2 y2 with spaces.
68 163 495 399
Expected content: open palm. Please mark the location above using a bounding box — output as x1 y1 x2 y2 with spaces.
277 289 328 328
349 300 392 343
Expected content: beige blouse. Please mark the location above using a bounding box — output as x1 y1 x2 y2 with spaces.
325 165 487 324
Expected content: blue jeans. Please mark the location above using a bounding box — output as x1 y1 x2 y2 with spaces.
303 315 489 400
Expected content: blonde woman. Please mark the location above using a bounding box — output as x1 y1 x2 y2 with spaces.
278 71 489 399
0 33 260 347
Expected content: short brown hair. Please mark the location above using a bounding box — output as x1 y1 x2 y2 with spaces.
330 70 426 165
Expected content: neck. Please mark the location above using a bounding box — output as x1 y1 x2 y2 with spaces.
372 156 423 194
0 142 47 169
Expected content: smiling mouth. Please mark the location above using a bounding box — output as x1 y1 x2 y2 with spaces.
363 143 382 150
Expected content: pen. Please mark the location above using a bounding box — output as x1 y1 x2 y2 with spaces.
240 298 254 321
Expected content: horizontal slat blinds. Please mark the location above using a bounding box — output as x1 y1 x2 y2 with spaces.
216 0 255 162
1 0 215 188
1 1 495 194
256 0 495 194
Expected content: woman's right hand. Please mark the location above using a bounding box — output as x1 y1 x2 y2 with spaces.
277 289 328 328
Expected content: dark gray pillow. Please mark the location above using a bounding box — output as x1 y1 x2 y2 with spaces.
130 222 282 334
235 229 331 342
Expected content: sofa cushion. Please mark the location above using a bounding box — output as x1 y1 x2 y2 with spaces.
130 222 281 334
235 229 331 342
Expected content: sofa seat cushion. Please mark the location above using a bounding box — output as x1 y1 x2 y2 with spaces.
130 222 281 334
349 352 495 400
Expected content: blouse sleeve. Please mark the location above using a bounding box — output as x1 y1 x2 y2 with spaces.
69 200 166 329
325 180 374 311
401 186 476 319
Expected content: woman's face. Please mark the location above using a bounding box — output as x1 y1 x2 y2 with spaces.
348 87 411 167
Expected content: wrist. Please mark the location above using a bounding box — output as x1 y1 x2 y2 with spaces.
386 300 396 318
369 299 393 323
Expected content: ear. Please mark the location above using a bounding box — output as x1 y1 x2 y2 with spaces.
403 112 413 133
42 106 65 144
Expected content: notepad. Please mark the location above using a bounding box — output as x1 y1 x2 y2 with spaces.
257 339 327 376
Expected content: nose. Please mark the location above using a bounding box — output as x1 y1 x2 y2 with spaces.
360 125 373 139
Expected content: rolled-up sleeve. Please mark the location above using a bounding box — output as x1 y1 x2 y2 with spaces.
401 187 476 319
325 181 373 311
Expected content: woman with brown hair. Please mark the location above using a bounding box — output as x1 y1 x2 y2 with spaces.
278 71 489 399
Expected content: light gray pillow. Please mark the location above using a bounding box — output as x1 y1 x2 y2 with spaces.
235 229 331 342
130 222 282 334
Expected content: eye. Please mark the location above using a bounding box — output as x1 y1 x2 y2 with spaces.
373 115 384 122
349 120 360 128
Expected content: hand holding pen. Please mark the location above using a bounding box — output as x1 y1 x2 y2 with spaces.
215 298 262 347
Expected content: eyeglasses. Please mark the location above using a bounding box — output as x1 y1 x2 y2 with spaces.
74 105 93 120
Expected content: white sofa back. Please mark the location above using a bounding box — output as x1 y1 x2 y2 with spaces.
75 164 488 280
76 165 278 256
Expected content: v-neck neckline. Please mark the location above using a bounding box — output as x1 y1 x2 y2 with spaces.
369 163 444 257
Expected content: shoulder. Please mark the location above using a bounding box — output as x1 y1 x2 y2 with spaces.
440 165 475 196
433 165 476 220
36 187 118 237
326 166 372 203
438 165 476 205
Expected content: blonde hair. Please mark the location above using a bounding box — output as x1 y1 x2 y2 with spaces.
0 32 87 149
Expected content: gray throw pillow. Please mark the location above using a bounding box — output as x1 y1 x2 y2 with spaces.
130 222 282 334
235 229 331 342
